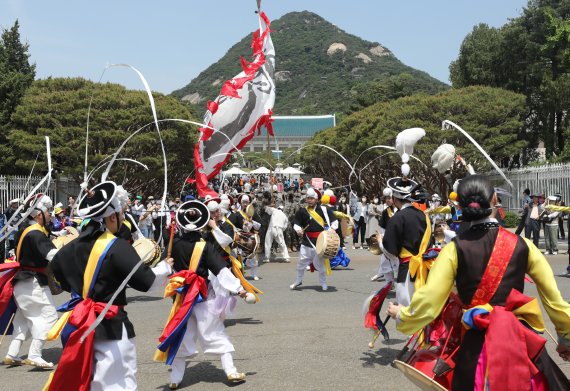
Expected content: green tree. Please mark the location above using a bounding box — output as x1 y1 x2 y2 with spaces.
449 24 503 88
0 20 36 171
300 86 527 197
449 0 570 158
350 73 448 112
9 77 199 195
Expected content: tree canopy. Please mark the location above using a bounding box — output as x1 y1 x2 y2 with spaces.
450 0 570 159
9 77 199 195
299 86 527 196
0 20 36 171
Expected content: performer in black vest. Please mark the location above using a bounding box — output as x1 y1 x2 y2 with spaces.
160 199 248 389
203 198 235 263
47 181 173 390
382 177 431 306
3 194 59 368
290 188 338 291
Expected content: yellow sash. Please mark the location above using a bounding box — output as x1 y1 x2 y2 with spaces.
47 231 117 341
16 223 48 262
399 214 433 290
387 206 395 218
240 210 251 223
219 221 262 297
306 207 333 275
306 206 325 228
154 240 206 362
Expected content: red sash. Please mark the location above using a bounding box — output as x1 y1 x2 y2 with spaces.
463 228 546 391
0 262 20 317
468 227 518 307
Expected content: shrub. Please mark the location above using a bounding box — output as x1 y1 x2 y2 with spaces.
503 211 519 228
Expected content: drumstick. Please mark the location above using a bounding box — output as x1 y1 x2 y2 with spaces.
368 329 381 349
545 328 558 346
0 312 15 346
166 222 176 258
368 315 391 348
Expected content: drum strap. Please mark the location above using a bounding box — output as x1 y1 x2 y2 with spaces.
469 227 518 307
16 223 49 263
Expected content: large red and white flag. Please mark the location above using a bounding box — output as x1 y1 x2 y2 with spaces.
191 11 275 197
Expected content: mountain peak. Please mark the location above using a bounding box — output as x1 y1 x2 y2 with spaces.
171 11 445 115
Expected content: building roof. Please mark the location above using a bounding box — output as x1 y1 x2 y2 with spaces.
268 115 335 138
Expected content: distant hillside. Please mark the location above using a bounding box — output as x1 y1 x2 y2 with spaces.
172 11 448 115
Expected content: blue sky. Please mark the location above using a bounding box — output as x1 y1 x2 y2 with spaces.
1 0 528 94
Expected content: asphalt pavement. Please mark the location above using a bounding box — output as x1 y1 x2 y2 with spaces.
1 237 569 390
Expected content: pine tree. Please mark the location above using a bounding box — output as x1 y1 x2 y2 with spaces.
0 20 36 172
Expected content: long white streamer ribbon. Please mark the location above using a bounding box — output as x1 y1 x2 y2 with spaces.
442 120 513 189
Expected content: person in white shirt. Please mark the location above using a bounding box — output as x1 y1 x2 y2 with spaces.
130 196 144 223
543 195 561 255
263 205 290 263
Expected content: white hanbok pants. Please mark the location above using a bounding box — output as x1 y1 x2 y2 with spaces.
293 245 326 285
264 227 289 260
91 325 138 391
170 299 236 384
8 277 58 360
377 253 398 283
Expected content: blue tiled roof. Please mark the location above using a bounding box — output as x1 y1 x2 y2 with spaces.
271 115 335 137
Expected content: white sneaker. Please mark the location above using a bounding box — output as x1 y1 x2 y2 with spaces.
283 258 291 263
253 276 260 281
23 357 53 369
543 250 551 255
370 274 379 281
289 281 302 290
321 284 328 291
262 259 270 263
227 372 246 383
552 251 558 255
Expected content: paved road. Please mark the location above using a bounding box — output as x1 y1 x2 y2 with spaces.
1 242 569 390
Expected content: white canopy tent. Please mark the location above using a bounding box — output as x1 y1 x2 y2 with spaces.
282 166 304 175
249 166 271 174
223 163 247 176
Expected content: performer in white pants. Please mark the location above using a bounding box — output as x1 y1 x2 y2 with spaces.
48 182 173 391
290 188 338 291
381 177 431 306
162 199 248 389
371 188 398 282
263 205 290 262
3 195 59 368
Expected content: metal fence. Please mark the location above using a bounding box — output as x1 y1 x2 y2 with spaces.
487 163 570 211
0 176 81 211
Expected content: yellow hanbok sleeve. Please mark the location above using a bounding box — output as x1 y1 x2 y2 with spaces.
425 205 451 215
544 205 570 213
397 241 458 335
524 238 570 343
